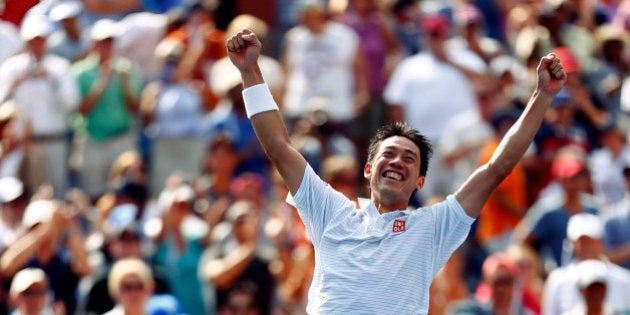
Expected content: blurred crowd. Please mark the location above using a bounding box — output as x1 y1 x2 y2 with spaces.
1 0 630 314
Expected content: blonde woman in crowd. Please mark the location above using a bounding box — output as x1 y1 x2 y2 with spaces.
105 258 154 315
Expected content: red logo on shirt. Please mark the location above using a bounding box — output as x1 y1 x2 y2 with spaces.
392 219 406 233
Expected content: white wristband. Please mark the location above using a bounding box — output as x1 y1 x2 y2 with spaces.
242 83 279 119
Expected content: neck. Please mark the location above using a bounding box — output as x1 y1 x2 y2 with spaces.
586 305 603 315
123 305 145 315
372 197 408 214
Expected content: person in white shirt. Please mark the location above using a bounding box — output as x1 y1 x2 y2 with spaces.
0 16 80 198
225 28 566 314
542 213 630 315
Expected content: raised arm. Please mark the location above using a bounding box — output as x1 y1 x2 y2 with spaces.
227 29 307 195
454 54 566 217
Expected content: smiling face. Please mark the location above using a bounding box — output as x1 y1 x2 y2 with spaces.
364 136 425 211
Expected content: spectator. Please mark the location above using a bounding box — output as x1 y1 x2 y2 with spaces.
390 0 422 58
542 213 630 315
140 38 214 194
587 24 629 121
336 0 401 161
602 163 630 270
79 221 170 315
385 12 485 201
71 19 143 199
475 109 528 253
0 17 23 66
563 259 613 315
522 146 598 268
589 120 630 207
204 200 274 315
0 101 26 183
506 244 545 314
104 258 155 315
0 199 91 314
47 1 91 62
0 177 27 253
163 2 226 83
152 181 213 315
448 3 505 65
220 281 261 315
280 0 369 140
0 16 80 199
448 252 536 315
8 268 58 315
527 88 596 201
320 155 361 205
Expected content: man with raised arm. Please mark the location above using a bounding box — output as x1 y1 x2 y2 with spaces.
226 29 566 314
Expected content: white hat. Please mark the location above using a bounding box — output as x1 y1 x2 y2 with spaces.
50 1 82 21
10 268 48 297
567 213 604 242
0 177 23 203
576 259 607 288
209 57 242 96
20 16 53 41
90 19 119 41
22 200 55 229
154 38 185 60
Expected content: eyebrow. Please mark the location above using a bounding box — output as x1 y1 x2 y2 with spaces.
383 145 419 158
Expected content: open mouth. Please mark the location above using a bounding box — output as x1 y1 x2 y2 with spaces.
383 171 404 181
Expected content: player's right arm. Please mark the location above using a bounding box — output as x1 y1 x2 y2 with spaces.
227 29 307 196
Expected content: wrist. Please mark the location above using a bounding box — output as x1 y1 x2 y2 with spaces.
242 83 278 118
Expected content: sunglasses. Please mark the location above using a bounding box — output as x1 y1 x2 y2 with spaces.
120 281 145 292
20 287 48 297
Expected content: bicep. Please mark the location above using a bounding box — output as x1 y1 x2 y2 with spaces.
250 111 307 196
454 164 503 218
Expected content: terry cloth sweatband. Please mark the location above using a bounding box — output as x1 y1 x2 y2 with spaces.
242 83 278 118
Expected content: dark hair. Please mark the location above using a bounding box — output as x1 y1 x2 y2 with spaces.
367 122 432 176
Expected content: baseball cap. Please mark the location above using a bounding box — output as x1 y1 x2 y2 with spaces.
576 259 607 288
454 4 483 26
50 1 82 22
0 177 23 203
421 13 450 36
567 213 603 242
90 19 119 41
10 268 48 297
552 46 580 74
551 149 586 179
154 39 185 61
22 200 56 229
20 16 53 41
551 88 574 108
209 57 242 96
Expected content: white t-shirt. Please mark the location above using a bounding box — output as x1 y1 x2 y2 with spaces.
384 52 480 142
282 22 359 122
290 165 475 314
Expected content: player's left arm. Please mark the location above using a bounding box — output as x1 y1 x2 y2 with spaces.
454 54 566 218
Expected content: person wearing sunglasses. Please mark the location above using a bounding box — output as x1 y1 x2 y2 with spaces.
105 258 155 315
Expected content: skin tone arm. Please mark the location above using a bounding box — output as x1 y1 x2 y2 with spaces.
454 54 566 218
227 29 307 196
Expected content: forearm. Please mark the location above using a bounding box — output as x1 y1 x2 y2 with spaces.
205 244 256 289
605 244 630 265
78 80 107 115
66 228 92 276
0 226 49 276
489 90 553 173
241 66 306 194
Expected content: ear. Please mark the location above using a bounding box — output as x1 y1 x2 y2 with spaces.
416 176 425 190
363 162 372 179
